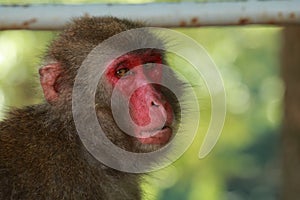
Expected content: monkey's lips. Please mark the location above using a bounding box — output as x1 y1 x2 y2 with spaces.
137 126 172 145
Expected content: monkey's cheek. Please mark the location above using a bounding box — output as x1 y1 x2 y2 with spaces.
137 127 172 145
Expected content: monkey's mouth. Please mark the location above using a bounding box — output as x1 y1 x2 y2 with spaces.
137 126 172 145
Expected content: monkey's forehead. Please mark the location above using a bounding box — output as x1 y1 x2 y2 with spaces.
47 17 165 70
64 17 144 41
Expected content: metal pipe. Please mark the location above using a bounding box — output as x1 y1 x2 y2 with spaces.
0 1 299 30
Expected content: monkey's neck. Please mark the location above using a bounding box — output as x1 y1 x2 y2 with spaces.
42 104 132 173
6 104 135 175
1 104 142 199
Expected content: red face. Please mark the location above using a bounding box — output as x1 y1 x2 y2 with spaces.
106 50 174 145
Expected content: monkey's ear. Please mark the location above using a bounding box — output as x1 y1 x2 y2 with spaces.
39 63 62 103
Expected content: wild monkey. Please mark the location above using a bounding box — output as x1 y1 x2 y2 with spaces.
0 16 182 199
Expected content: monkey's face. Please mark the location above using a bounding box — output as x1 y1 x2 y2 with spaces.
103 49 175 151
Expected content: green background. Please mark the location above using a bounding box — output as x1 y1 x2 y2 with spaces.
0 1 282 199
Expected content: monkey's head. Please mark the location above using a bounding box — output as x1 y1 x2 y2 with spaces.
39 17 181 153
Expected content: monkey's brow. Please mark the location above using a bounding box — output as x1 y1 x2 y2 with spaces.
116 60 128 68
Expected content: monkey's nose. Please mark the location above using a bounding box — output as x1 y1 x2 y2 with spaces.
149 93 166 108
149 98 168 128
150 97 166 107
151 100 160 107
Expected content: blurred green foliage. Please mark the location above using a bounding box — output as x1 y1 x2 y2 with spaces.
0 0 282 200
0 30 55 118
141 26 282 200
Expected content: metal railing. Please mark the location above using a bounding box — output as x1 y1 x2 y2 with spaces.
0 1 299 30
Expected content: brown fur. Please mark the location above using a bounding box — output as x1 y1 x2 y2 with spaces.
0 17 146 200
0 16 181 199
0 104 140 199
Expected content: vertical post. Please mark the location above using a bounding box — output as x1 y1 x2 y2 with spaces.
281 25 300 200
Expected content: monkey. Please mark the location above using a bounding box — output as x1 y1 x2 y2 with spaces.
0 16 182 199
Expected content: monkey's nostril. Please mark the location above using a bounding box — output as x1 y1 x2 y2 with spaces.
151 101 160 107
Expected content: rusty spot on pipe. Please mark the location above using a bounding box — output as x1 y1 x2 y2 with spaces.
23 18 37 27
191 17 198 24
239 18 250 25
180 21 187 27
268 21 275 25
289 12 295 19
0 24 19 30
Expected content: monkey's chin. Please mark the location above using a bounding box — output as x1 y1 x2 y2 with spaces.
137 127 172 145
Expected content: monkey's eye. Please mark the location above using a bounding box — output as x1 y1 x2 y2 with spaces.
116 68 131 78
